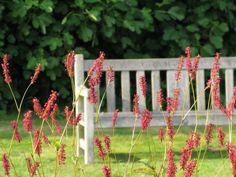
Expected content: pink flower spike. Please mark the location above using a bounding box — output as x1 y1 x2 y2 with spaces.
139 75 147 97
184 160 197 177
205 123 214 146
107 66 114 83
141 109 152 130
23 110 33 132
216 127 225 147
158 127 165 142
64 51 76 78
30 64 42 84
112 109 119 128
11 120 22 142
175 55 185 81
156 89 164 109
104 135 111 153
2 153 10 176
102 164 111 177
132 94 139 116
58 144 66 165
34 129 42 155
1 54 12 84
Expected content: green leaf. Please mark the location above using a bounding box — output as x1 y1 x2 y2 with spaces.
201 44 215 56
79 25 93 42
197 18 210 28
168 6 185 20
186 24 199 32
154 10 170 21
210 36 223 49
39 0 53 13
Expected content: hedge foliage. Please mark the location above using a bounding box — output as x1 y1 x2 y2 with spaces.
0 0 236 110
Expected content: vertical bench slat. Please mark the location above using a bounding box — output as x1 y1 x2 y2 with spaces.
151 71 160 111
225 69 234 105
84 91 94 164
106 72 116 112
136 71 146 110
167 70 190 110
74 54 84 157
121 71 131 111
196 70 205 110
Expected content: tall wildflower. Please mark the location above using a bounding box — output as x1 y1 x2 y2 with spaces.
34 129 42 155
42 132 49 144
41 90 58 120
58 144 66 165
228 144 236 176
102 165 111 177
1 54 12 84
2 153 10 176
50 104 62 134
158 127 165 142
132 94 139 116
184 160 197 177
104 136 111 153
141 109 152 130
172 88 180 111
11 120 22 142
30 64 42 84
32 98 43 118
156 89 164 109
64 106 74 126
23 110 33 132
88 52 105 104
205 123 214 146
64 51 75 78
175 56 185 81
139 75 147 97
166 146 177 177
107 66 114 84
185 47 200 80
166 115 174 141
94 137 106 160
180 147 192 169
26 158 40 177
216 127 225 147
112 109 119 128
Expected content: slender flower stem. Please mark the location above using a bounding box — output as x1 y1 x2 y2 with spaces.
7 84 19 111
190 79 198 133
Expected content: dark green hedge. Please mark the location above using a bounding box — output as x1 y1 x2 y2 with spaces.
0 0 236 110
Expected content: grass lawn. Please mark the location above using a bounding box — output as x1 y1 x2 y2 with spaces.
0 116 235 177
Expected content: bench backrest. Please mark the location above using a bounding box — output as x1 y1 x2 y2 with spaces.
75 55 236 114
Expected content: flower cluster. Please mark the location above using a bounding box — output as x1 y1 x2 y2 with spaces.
104 136 111 153
132 94 139 116
58 144 66 165
216 127 225 147
26 157 40 177
205 123 214 146
156 89 164 109
23 110 33 132
158 127 165 142
141 108 152 130
1 54 12 84
94 137 106 160
34 129 42 155
139 75 147 97
30 64 42 84
50 104 62 134
107 66 114 83
64 51 76 78
2 153 10 176
228 144 236 176
64 106 81 126
88 52 105 104
175 56 185 81
112 109 119 128
184 160 197 177
166 146 177 177
102 164 111 177
11 120 22 142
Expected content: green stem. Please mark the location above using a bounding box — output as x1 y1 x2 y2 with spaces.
7 84 19 111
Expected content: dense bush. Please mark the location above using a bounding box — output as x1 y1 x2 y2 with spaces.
0 0 236 110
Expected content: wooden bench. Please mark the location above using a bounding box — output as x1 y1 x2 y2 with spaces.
74 54 236 164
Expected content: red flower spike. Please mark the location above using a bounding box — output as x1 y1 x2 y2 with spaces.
141 109 152 130
2 153 10 176
89 87 97 104
180 147 192 169
34 129 42 155
64 51 75 78
102 164 111 177
184 160 197 177
32 98 43 118
139 75 147 97
26 158 40 177
23 110 33 132
156 89 164 109
166 146 177 177
11 120 22 142
1 54 12 84
205 123 214 146
104 136 111 153
30 64 42 84
175 56 185 81
112 109 119 128
42 132 49 144
41 90 58 120
107 66 114 83
94 137 106 160
216 127 225 147
132 94 139 116
158 127 165 142
58 144 66 165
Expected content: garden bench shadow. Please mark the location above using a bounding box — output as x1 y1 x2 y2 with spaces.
74 55 236 164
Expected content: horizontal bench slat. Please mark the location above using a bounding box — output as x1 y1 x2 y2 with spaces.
83 57 236 71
